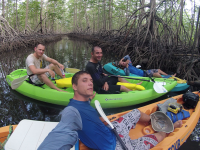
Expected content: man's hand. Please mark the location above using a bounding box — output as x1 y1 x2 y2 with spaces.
58 64 65 70
48 69 55 78
126 63 129 68
90 92 96 100
102 82 109 91
102 73 108 76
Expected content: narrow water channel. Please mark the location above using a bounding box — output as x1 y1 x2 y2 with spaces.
0 36 199 149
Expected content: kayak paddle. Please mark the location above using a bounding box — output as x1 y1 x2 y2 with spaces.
94 100 128 150
107 74 167 93
135 65 168 93
143 70 168 93
65 68 80 73
11 75 29 89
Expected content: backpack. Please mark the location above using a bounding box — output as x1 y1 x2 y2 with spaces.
182 91 199 109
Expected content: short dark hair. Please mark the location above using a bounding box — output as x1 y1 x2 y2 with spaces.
36 43 45 48
92 46 101 52
72 71 91 85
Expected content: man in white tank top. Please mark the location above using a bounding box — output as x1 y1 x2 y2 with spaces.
26 43 66 92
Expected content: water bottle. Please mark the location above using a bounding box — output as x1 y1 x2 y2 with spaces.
61 69 65 77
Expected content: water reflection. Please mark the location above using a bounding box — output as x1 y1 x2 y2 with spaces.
0 37 118 127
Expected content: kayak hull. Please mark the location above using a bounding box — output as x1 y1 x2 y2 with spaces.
1 92 199 150
80 91 200 150
6 69 177 108
104 62 190 92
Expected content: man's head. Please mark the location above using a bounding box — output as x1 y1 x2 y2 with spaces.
91 46 103 62
34 43 45 58
119 61 127 68
72 71 94 99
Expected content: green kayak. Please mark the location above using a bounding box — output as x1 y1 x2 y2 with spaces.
6 69 177 108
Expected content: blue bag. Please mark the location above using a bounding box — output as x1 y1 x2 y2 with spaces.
166 110 190 123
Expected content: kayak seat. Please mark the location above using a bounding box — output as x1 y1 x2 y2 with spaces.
25 79 45 89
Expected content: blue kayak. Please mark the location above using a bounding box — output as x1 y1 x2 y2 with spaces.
103 62 190 92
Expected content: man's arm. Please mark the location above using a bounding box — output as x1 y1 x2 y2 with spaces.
37 106 82 150
45 57 64 70
124 67 130 76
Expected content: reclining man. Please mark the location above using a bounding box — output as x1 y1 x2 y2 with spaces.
40 71 182 150
26 43 66 92
86 46 135 94
119 55 176 78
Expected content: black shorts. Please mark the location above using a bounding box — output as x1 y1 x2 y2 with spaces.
107 76 121 93
96 76 121 94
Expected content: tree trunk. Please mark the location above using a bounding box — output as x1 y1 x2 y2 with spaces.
103 0 106 30
98 0 100 30
177 0 183 34
25 0 29 34
15 0 19 31
84 0 90 31
40 0 43 34
2 0 5 18
109 0 112 30
74 0 77 31
139 0 145 26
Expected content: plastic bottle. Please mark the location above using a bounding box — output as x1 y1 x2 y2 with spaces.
61 69 65 77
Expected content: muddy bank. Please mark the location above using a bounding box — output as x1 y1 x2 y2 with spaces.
0 34 67 53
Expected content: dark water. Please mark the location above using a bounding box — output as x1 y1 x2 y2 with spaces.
0 37 199 149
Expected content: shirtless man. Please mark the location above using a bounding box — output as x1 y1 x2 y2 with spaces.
26 43 65 92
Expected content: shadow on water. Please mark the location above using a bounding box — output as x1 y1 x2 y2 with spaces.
0 36 200 149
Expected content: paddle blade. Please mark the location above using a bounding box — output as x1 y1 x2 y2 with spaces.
11 75 28 89
153 82 168 93
94 100 114 129
65 68 80 73
95 100 128 150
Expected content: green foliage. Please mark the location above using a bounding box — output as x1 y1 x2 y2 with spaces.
2 0 200 37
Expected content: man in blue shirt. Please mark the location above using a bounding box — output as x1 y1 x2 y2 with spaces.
68 71 182 150
119 55 176 78
38 71 182 150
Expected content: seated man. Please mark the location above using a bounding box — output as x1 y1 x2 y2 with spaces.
26 43 66 92
86 46 132 94
119 55 176 78
66 71 182 150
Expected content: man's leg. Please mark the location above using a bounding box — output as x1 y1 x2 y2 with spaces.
157 69 168 76
48 64 65 78
130 112 182 150
153 120 182 142
120 85 131 92
153 72 163 78
153 69 176 77
107 77 131 92
38 74 66 92
118 77 129 83
112 109 141 150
